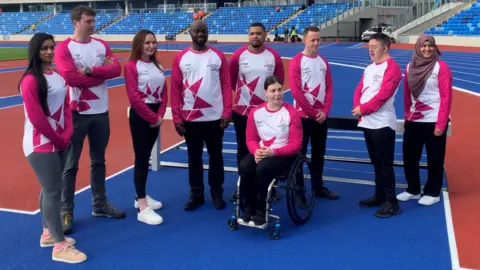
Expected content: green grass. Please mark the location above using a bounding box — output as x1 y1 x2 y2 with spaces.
0 48 130 61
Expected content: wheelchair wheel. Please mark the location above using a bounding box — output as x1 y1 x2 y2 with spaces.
286 155 315 225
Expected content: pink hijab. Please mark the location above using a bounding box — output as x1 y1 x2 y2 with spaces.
407 34 442 99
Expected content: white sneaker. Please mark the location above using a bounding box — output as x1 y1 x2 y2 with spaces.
137 206 163 225
418 195 440 206
134 195 163 210
397 191 421 201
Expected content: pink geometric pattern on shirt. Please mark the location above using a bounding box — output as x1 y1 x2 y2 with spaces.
262 137 276 147
303 83 323 109
183 78 210 121
145 84 161 101
48 106 63 133
414 100 433 112
72 88 100 112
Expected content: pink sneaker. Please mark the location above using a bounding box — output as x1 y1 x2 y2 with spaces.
40 234 75 248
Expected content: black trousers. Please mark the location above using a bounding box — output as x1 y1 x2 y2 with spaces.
363 127 397 204
184 119 225 199
238 154 296 212
129 104 160 199
403 121 448 197
232 112 249 167
301 118 328 191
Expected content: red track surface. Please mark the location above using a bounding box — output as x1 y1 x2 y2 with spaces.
0 48 478 269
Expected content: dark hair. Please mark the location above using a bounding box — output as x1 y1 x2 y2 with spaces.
71 5 96 22
264 75 282 90
303 26 320 37
18 32 55 115
130 29 163 71
249 23 266 32
370 32 391 50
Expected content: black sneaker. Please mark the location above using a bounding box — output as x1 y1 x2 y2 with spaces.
61 212 73 235
253 210 266 227
239 207 254 223
359 195 384 208
184 196 205 211
295 192 309 209
213 197 227 210
375 202 400 218
92 201 126 218
316 187 339 200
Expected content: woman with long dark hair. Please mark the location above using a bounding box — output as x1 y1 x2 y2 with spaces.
238 75 303 227
397 34 452 206
19 33 87 263
124 29 167 225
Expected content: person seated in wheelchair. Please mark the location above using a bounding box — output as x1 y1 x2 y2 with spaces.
238 75 303 227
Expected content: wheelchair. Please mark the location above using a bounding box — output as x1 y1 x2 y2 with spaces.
227 154 315 240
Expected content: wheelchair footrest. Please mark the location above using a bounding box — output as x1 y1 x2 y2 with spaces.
237 219 268 230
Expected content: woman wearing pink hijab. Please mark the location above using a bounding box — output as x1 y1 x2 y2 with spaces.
397 34 452 206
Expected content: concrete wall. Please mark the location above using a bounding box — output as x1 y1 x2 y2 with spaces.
398 35 480 47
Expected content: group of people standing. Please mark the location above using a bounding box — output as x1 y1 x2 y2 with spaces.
19 5 452 264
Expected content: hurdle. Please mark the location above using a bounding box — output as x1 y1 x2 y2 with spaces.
128 105 452 172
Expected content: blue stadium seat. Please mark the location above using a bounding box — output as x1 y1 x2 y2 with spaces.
426 2 480 36
21 10 123 35
281 2 359 35
100 10 194 38
0 12 52 35
201 5 301 35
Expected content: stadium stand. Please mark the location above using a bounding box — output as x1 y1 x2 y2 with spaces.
100 10 193 38
282 2 359 35
202 5 302 34
21 10 123 35
426 1 480 36
0 11 52 35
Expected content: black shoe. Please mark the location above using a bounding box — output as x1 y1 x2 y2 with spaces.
359 195 384 208
239 207 254 223
184 196 205 211
213 197 227 210
374 201 400 218
61 212 73 235
316 187 339 200
92 201 125 219
253 210 266 227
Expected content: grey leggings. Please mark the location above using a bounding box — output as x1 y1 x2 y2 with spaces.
27 151 67 243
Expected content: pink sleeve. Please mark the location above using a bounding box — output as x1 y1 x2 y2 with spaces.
157 81 168 119
229 49 241 92
289 55 318 119
271 48 285 84
436 61 453 131
216 49 233 119
353 74 364 108
91 40 122 80
54 41 104 88
170 52 185 125
62 94 73 144
360 60 402 115
403 64 413 119
273 105 303 156
124 61 157 125
321 56 333 116
246 108 261 155
21 75 65 148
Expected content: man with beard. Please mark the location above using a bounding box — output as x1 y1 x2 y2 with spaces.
289 26 338 201
171 19 232 211
228 22 284 201
54 5 124 235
